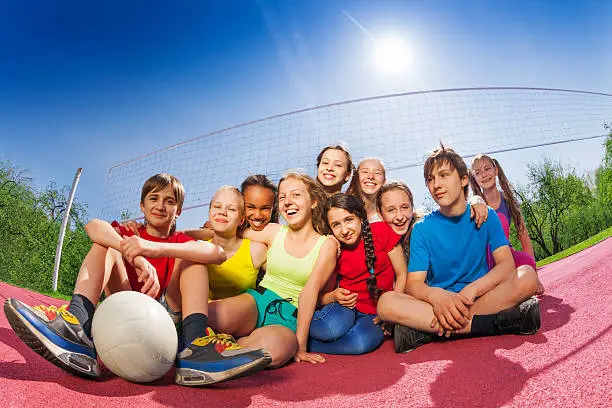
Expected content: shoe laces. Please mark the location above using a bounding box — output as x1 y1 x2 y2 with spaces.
34 304 78 324
192 328 242 351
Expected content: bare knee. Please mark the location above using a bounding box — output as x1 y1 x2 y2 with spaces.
267 334 298 368
515 266 538 300
377 291 412 322
239 327 298 368
377 291 396 321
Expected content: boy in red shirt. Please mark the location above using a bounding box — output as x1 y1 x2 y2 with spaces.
4 173 271 386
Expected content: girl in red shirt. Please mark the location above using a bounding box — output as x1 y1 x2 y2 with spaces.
308 194 408 354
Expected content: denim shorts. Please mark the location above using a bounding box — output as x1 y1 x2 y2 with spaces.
245 286 298 333
158 289 182 329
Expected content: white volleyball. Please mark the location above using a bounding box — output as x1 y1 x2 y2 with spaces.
91 291 178 383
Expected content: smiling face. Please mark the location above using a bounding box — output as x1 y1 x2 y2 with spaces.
358 159 386 196
208 189 244 236
243 185 275 231
140 185 181 233
471 157 498 191
327 207 362 247
426 161 469 214
317 148 351 192
278 177 316 229
380 189 414 235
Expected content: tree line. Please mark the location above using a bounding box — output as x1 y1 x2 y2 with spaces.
0 162 90 296
1 130 611 296
515 129 612 259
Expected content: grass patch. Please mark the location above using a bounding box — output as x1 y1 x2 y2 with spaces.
537 226 612 267
39 290 72 302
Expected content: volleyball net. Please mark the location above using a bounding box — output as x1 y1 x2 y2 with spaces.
100 87 612 222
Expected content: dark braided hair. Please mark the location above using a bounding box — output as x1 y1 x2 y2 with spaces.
469 154 526 236
325 193 382 301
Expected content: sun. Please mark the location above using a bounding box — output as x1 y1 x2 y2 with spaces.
374 37 413 75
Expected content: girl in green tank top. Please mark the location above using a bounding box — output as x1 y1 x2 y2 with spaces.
207 172 338 369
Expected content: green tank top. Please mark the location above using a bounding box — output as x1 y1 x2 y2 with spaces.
259 225 327 307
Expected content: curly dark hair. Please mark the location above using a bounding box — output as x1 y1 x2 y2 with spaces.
240 174 279 224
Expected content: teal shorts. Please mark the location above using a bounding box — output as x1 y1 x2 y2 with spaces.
245 286 298 333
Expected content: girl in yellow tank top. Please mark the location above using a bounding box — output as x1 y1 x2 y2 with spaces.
203 186 268 300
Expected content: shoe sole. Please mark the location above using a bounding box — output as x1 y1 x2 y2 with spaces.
175 351 272 386
3 299 100 378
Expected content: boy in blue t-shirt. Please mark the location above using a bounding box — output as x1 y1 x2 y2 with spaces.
377 145 540 352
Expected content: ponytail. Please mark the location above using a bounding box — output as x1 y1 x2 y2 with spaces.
493 158 526 236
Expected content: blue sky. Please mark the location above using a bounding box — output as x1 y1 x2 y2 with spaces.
1 1 611 226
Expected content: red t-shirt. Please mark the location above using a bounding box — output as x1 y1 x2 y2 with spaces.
335 222 401 315
112 221 194 299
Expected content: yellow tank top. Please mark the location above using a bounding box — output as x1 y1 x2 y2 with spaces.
259 225 328 307
208 238 258 300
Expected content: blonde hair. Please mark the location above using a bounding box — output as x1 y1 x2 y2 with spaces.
210 185 244 214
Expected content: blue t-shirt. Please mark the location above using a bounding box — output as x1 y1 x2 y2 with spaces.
408 204 508 292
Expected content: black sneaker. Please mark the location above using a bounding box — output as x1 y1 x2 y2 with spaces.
393 324 434 353
495 296 541 335
4 298 99 378
175 327 272 386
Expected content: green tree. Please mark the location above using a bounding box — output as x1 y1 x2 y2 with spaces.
0 161 91 296
516 158 593 258
38 181 88 226
594 127 612 209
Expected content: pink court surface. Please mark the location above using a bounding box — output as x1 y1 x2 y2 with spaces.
1 238 610 408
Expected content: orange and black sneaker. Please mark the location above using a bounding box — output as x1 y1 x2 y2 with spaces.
175 327 272 386
3 298 99 378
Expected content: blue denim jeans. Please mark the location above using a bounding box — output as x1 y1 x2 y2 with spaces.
308 302 384 355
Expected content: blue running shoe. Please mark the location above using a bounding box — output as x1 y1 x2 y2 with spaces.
4 298 100 378
175 327 272 386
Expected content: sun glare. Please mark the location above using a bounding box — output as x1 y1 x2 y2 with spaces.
374 37 413 75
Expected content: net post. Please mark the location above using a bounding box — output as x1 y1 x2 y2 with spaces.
52 168 83 292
